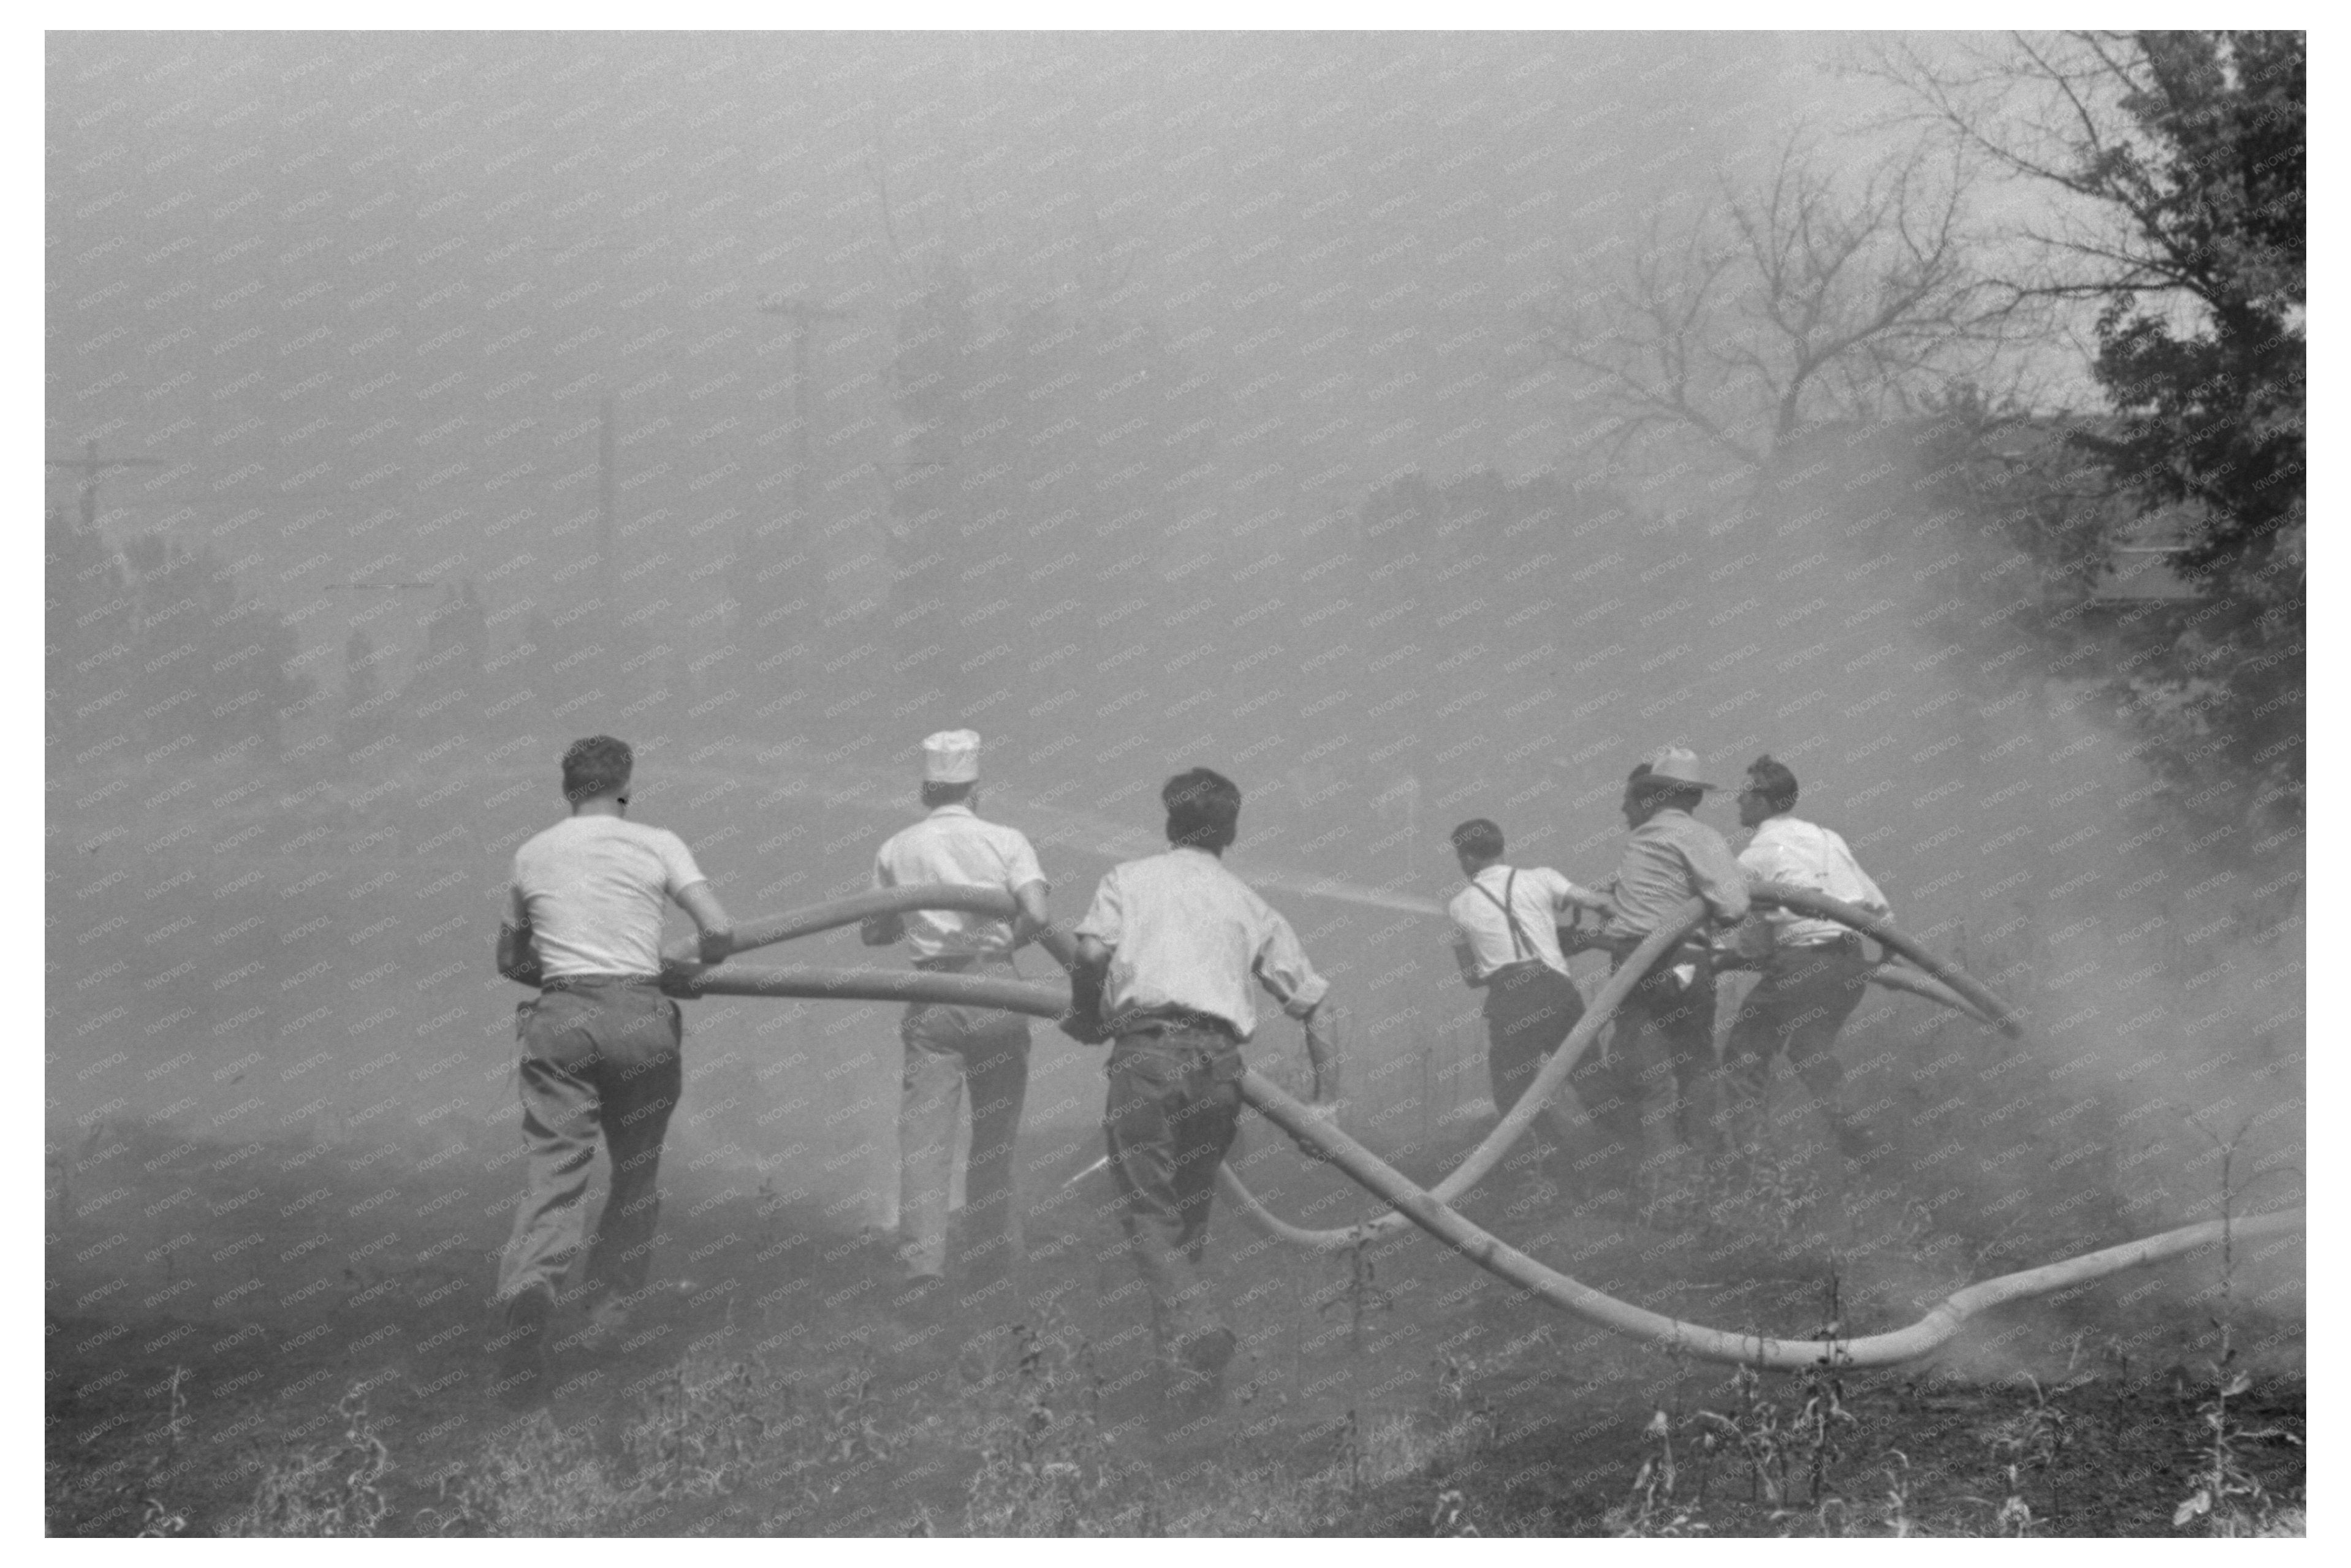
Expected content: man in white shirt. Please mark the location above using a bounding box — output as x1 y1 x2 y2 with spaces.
493 735 735 1401
1443 818 1603 1189
1072 767 1339 1418
1719 754 1890 1173
862 730 1050 1308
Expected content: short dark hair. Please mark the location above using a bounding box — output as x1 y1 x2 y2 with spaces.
1450 818 1505 862
1745 754 1799 814
922 779 974 809
562 735 632 803
1163 767 1241 852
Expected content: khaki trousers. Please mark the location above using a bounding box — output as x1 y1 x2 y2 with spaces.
496 980 683 1307
898 983 1031 1281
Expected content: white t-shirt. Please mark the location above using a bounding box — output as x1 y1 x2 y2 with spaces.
872 803 1049 961
1445 864 1593 980
507 816 708 979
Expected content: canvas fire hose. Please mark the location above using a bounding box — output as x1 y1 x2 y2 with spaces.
659 883 2302 1369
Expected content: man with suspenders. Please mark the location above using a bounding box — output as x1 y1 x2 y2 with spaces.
1445 819 1606 1191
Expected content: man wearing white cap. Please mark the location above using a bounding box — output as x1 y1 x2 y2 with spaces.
863 729 1051 1311
1589 746 1750 1206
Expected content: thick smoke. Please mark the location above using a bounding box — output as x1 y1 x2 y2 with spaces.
47 35 2298 1348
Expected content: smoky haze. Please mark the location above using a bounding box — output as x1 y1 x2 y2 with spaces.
48 32 2299 1329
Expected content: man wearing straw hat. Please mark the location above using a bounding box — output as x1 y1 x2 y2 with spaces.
863 729 1052 1315
1589 746 1751 1207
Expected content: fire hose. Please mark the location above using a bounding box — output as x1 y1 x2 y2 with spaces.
1217 884 2020 1254
694 882 1997 1023
662 883 2303 1367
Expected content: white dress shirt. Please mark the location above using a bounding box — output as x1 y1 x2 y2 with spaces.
1074 846 1329 1040
873 803 1048 961
1736 814 1890 949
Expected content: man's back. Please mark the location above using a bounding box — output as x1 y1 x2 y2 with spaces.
1601 808 1748 941
1738 815 1888 946
1081 846 1321 1041
874 804 1045 960
511 815 705 979
1446 863 1583 978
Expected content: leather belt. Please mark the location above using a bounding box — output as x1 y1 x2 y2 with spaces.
541 972 663 991
1113 1007 1240 1042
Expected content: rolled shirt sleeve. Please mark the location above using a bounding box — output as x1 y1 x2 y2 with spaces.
1074 868 1125 950
1253 911 1330 1019
1735 839 1782 887
1736 838 1796 945
1723 851 1780 961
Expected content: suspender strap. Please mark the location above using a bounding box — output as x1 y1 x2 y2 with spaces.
1473 869 1536 961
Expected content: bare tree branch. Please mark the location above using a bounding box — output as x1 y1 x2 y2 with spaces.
1535 127 2020 477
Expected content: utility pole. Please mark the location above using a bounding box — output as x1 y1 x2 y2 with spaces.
599 390 617 613
47 438 165 532
758 295 853 618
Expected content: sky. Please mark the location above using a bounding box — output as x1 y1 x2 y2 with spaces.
47 32 1891 668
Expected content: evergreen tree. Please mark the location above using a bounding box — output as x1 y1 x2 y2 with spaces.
1891 30 2306 838
48 510 310 771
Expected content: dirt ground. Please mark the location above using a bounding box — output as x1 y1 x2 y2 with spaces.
47 1112 2304 1538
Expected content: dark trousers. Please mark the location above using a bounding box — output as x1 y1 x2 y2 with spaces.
1483 962 1587 1173
1723 938 1877 1165
1103 1024 1245 1372
898 992 1031 1281
496 980 683 1308
1593 955 1719 1182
